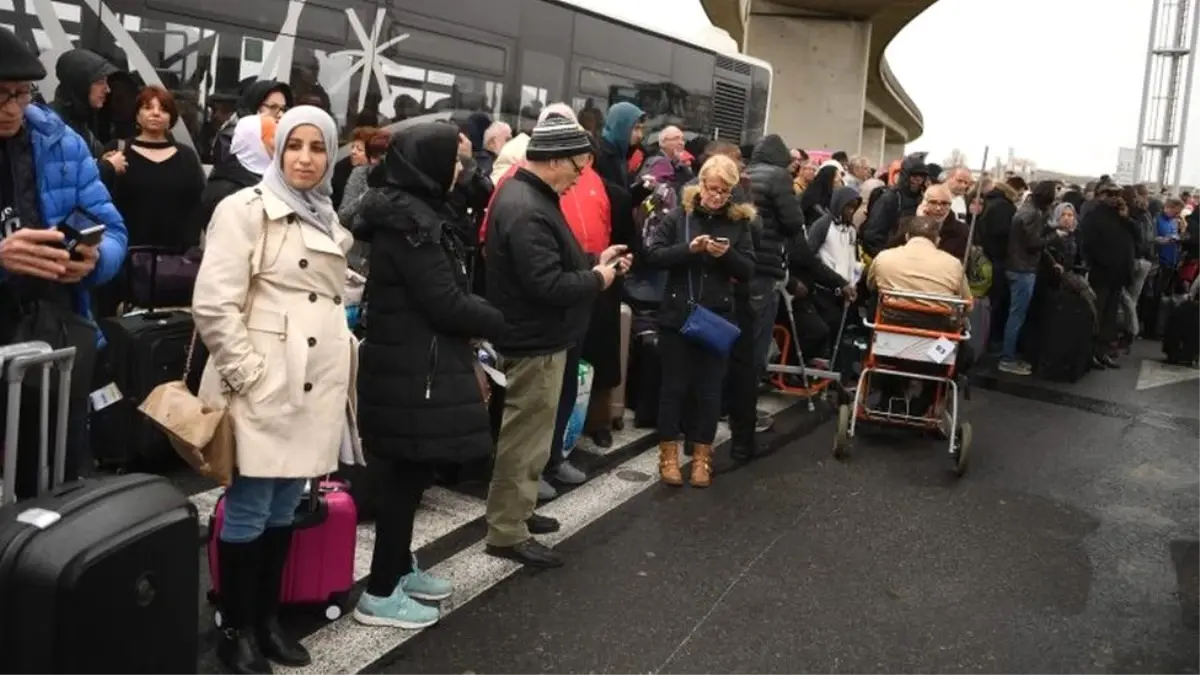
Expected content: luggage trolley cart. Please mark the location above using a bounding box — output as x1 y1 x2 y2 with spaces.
767 284 851 411
833 289 974 477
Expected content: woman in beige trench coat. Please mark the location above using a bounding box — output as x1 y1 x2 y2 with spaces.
192 105 361 675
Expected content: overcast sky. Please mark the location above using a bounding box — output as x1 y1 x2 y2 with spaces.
606 0 1200 186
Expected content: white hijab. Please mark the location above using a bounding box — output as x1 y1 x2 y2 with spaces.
230 115 272 176
260 106 339 235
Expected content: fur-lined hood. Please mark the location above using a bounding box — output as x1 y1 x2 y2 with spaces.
680 184 757 221
988 181 1020 203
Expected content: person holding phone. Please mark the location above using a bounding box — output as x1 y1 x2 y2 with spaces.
0 26 128 499
644 154 755 488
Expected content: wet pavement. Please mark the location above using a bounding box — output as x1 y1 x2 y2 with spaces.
365 341 1199 674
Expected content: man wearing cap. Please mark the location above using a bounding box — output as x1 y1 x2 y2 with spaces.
0 26 127 498
484 114 629 568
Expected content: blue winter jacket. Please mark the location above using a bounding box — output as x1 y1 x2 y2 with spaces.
0 104 127 340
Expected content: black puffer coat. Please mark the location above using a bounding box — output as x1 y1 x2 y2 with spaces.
745 134 806 280
356 123 507 464
644 186 757 330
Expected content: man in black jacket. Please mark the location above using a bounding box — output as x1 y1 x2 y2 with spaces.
1080 184 1137 369
1000 180 1061 375
745 134 806 388
50 48 126 184
861 152 928 259
484 115 626 568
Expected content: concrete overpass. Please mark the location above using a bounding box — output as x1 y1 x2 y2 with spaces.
700 0 933 168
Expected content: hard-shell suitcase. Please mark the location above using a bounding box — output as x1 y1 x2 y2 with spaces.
207 481 356 621
0 345 199 674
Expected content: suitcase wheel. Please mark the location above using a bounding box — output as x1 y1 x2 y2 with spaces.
325 591 350 621
213 607 224 629
612 417 625 431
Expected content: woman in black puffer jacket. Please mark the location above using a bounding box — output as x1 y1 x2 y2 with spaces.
645 153 756 489
354 122 506 628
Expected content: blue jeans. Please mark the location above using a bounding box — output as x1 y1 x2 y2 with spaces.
1002 271 1037 361
545 343 582 473
219 475 307 543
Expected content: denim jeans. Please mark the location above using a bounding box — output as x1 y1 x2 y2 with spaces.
1002 271 1037 361
219 475 307 543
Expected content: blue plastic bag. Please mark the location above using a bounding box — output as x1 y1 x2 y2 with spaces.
561 360 594 457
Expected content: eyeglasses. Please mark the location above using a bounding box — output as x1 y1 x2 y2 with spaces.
925 199 952 207
0 85 36 108
260 102 287 115
702 183 731 197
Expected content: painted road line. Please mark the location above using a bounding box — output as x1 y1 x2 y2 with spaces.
278 443 686 675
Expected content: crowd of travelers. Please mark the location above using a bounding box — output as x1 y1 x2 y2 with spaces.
1 26 1198 675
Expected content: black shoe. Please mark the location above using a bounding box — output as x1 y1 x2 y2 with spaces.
591 429 613 448
730 443 756 463
526 512 561 535
216 539 271 674
217 628 273 675
485 538 563 568
256 528 311 667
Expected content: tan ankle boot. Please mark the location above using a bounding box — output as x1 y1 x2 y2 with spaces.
690 444 713 488
658 441 683 486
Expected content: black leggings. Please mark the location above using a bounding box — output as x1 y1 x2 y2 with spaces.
658 329 729 445
365 454 435 597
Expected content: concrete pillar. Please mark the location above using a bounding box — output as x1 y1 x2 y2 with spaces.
744 13 871 153
884 141 907 165
861 126 886 169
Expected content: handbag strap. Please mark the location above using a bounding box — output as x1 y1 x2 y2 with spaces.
683 214 704 305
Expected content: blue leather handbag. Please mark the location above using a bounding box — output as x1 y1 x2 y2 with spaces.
678 215 741 356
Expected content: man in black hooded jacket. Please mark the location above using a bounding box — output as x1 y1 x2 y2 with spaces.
861 152 929 258
50 48 125 184
745 133 805 386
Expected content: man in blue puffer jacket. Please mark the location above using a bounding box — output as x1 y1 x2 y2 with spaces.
0 25 127 497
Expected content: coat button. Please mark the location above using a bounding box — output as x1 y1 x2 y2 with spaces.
303 382 313 392
333 295 342 305
299 258 309 269
287 215 297 224
307 337 316 347
308 293 318 302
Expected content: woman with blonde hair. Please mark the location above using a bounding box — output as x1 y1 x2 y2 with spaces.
644 154 756 488
194 105 362 674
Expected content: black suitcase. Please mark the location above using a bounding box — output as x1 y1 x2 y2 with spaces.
1162 298 1199 365
0 345 199 674
92 245 198 469
1034 287 1095 383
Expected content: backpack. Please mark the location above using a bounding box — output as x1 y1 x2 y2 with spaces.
625 183 677 306
966 245 993 298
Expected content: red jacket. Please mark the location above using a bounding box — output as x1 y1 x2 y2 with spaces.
480 163 611 255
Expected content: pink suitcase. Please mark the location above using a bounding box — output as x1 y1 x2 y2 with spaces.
206 481 357 622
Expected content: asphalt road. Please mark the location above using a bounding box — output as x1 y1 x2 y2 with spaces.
369 346 1199 674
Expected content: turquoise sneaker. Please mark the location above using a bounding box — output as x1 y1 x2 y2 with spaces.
402 554 453 601
352 585 439 629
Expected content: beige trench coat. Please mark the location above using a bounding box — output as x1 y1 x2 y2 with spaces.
193 186 361 478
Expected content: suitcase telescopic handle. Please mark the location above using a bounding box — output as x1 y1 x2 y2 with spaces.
2 348 76 504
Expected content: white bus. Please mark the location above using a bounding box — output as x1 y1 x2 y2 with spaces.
1 0 772 157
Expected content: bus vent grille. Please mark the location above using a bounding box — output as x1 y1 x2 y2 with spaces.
715 55 752 76
710 80 747 141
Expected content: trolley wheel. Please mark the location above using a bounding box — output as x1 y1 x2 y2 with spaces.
833 404 852 459
212 607 224 629
612 417 625 431
952 422 972 477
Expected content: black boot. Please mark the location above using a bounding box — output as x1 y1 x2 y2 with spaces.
256 527 311 667
216 538 272 675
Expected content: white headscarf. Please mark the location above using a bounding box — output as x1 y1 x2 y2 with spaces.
260 106 339 235
230 115 272 176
